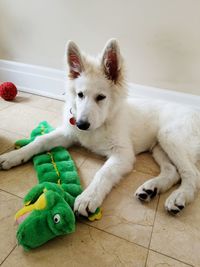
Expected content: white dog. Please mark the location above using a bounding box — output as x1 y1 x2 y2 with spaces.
1 39 200 216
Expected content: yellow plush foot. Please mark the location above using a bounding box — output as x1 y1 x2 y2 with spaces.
88 207 102 221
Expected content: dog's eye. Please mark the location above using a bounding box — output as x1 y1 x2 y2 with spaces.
96 94 106 102
78 92 84 98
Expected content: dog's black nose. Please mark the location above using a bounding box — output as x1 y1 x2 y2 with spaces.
76 120 90 130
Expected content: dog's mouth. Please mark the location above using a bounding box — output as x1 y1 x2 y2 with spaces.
69 108 91 131
69 119 90 131
69 117 91 131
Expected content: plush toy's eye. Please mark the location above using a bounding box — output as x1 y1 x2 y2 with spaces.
53 214 61 224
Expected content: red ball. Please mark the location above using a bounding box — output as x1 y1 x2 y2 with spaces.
0 82 18 101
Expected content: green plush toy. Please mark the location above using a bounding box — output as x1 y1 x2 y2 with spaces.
15 121 102 251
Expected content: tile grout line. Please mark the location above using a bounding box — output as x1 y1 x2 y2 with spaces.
79 220 149 251
20 102 62 112
0 105 13 112
140 170 159 178
80 202 194 266
0 189 23 200
0 220 193 267
0 126 26 136
1 100 60 113
77 156 90 169
0 244 17 266
133 167 160 176
24 98 64 111
143 196 194 267
144 195 160 267
148 248 194 267
1 92 64 112
84 214 154 228
0 127 27 138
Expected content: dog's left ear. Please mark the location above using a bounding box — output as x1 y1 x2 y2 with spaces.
66 41 84 79
101 39 121 83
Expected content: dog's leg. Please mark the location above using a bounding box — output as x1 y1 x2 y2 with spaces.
0 128 74 170
74 149 135 216
158 133 200 214
135 144 180 201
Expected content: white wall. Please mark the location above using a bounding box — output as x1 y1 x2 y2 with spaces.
0 0 200 95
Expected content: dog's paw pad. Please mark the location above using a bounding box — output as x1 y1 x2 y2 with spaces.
144 188 157 199
135 186 158 202
168 208 180 215
167 204 185 215
138 193 148 200
165 191 186 215
176 204 184 210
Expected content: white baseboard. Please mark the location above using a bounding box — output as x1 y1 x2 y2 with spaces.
128 83 200 107
0 60 65 100
0 59 199 107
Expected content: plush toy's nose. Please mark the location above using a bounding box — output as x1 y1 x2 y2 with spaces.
76 120 90 130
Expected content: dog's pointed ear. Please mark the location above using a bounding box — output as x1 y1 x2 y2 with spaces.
66 41 84 79
101 39 121 83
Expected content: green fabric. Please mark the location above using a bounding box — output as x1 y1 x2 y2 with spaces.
15 121 83 251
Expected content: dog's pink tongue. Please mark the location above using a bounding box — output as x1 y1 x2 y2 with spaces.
16 212 31 225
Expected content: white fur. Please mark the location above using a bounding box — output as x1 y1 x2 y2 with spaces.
1 39 200 216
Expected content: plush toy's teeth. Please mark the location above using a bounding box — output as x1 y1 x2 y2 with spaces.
16 212 31 225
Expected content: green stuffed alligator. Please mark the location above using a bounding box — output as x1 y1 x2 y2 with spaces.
15 121 102 251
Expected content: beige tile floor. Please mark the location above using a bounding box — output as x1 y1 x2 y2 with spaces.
0 92 198 267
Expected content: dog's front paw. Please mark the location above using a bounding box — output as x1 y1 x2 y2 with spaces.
0 151 24 170
74 189 101 217
135 179 158 202
165 190 186 215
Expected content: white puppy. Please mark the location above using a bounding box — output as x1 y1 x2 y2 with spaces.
1 39 200 216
